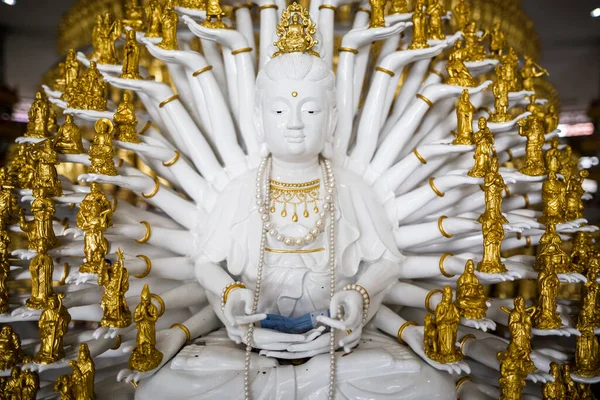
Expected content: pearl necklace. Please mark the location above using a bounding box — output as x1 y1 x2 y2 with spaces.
244 156 337 400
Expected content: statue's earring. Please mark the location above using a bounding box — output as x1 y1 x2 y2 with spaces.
259 142 270 158
321 141 333 159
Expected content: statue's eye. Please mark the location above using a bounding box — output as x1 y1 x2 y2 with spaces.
276 110 283 114
307 111 315 114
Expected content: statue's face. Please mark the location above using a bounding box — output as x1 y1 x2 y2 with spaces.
260 79 333 163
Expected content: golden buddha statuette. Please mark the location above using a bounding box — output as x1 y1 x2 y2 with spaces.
468 118 495 177
409 0 429 50
0 326 27 370
67 61 107 111
452 90 475 145
544 138 561 170
518 115 547 176
489 65 511 123
570 231 593 274
273 3 318 58
452 0 471 33
542 362 566 400
521 56 549 92
9 143 35 189
121 30 142 80
535 223 569 274
123 0 146 31
34 294 71 364
425 0 445 40
369 0 386 28
489 21 506 58
559 145 575 181
544 104 559 133
129 284 163 372
477 217 506 274
531 259 562 330
389 0 409 14
500 296 536 375
479 156 508 224
48 105 59 133
54 114 84 154
146 0 163 38
5 367 39 400
445 41 474 87
20 195 60 253
565 169 588 222
158 1 178 49
577 267 600 330
462 21 487 61
89 118 117 176
0 167 19 228
64 49 81 92
114 93 140 143
455 260 488 320
64 343 96 399
94 12 122 65
573 325 600 377
202 0 228 29
32 139 63 198
26 91 49 139
538 157 565 224
425 286 462 363
100 248 132 328
497 350 526 400
77 182 113 275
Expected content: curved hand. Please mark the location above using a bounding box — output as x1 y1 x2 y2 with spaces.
317 290 364 334
230 326 325 351
422 80 492 104
341 22 410 49
261 328 359 359
182 15 247 50
103 75 173 102
65 271 98 285
380 42 447 71
65 108 114 122
78 173 151 193
77 52 122 73
460 317 496 333
222 288 266 328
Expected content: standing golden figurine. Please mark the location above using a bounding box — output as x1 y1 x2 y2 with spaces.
565 170 588 222
570 231 593 274
538 157 565 224
54 114 84 154
479 157 509 224
501 48 520 92
409 0 429 50
544 104 559 133
445 41 474 87
20 195 60 253
389 0 409 14
468 118 495 177
489 66 511 122
452 90 475 145
95 12 122 65
426 286 462 363
77 182 113 275
0 326 27 370
561 364 578 398
123 0 146 31
577 267 600 330
159 0 179 50
489 21 506 58
70 343 96 399
64 49 81 91
68 61 107 111
89 118 117 176
501 297 536 375
477 218 507 273
5 367 39 399
0 168 18 227
531 259 562 330
48 106 59 133
369 0 386 28
423 313 438 355
129 284 163 372
521 55 549 92
559 145 575 181
542 362 566 400
26 91 49 139
536 223 569 274
0 230 10 313
32 139 63 198
7 143 35 189
462 21 487 61
455 260 488 320
100 248 132 328
34 294 71 364
113 93 140 143
518 115 547 176
203 0 228 29
573 325 600 377
497 350 526 400
121 30 143 80
146 0 164 38
452 0 471 32
425 0 445 40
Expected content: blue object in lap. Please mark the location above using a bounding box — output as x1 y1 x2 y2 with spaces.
260 310 330 334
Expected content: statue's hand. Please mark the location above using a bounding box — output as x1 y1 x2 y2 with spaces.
47 96 68 109
63 227 84 240
261 328 358 359
15 137 45 145
76 51 122 72
102 75 173 103
341 22 410 50
93 326 133 340
460 317 496 332
174 5 206 19
64 108 114 122
114 141 177 163
571 374 600 384
65 271 98 286
579 157 599 170
401 325 470 375
78 174 152 194
223 288 266 328
42 84 62 99
557 273 587 284
182 15 247 50
11 249 38 261
503 222 532 233
317 290 364 335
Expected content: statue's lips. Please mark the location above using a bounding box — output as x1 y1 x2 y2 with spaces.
284 135 306 143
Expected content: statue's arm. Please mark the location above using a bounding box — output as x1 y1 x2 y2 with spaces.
194 255 235 297
355 255 400 300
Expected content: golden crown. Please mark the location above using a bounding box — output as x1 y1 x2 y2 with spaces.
273 2 319 58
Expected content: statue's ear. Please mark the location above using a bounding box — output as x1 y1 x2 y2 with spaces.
254 105 265 143
327 105 338 140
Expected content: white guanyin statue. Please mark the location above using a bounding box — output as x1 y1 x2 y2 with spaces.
4 1 600 399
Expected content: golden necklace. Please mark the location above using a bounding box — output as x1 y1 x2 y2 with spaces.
269 179 321 222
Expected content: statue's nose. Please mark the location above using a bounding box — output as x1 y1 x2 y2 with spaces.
287 109 304 130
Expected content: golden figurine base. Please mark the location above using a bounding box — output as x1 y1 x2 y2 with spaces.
425 349 463 364
79 260 106 275
25 295 55 310
408 41 430 50
34 349 64 365
129 345 163 372
489 113 512 123
519 163 546 176
446 77 475 87
120 73 143 80
100 313 132 329
477 261 507 274
461 308 487 321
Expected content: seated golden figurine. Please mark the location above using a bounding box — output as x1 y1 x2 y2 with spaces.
5 366 39 400
123 0 145 31
54 114 84 154
531 260 562 330
129 284 163 372
518 115 547 176
26 91 49 139
468 118 495 177
89 118 117 176
455 260 488 320
427 286 462 363
0 326 27 370
100 249 132 328
8 143 35 189
32 139 63 198
69 61 107 111
121 30 142 80
445 41 474 87
408 0 429 50
542 362 566 400
535 223 569 274
451 90 475 145
570 232 593 274
273 3 318 57
34 294 71 364
114 93 140 143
